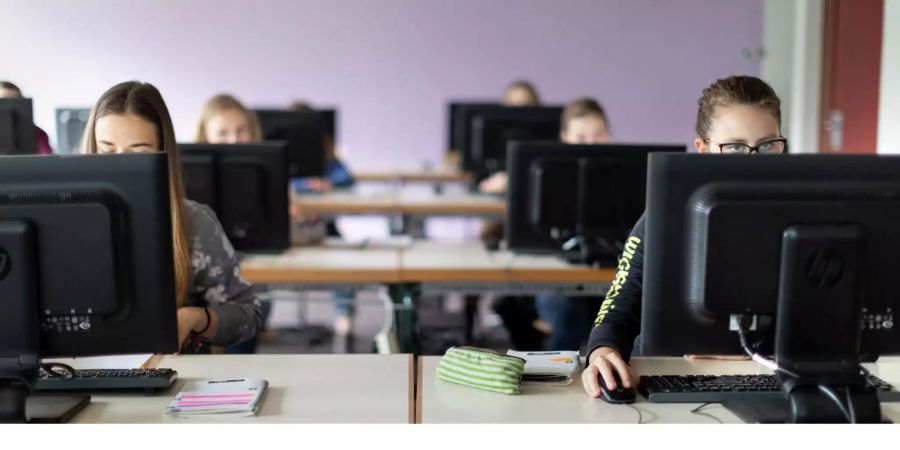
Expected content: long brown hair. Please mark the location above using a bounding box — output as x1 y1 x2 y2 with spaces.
695 75 782 139
194 93 262 143
81 81 191 307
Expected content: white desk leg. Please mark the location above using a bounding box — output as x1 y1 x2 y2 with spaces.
375 287 399 354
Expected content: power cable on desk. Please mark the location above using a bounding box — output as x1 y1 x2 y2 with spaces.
690 403 724 424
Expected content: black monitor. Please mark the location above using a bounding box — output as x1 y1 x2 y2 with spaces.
641 153 900 422
0 153 178 422
180 142 291 253
0 98 37 155
254 109 331 178
506 142 685 265
447 102 499 153
55 108 90 154
468 106 564 181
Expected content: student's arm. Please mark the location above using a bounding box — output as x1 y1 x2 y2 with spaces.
182 201 263 348
582 214 645 396
327 158 354 188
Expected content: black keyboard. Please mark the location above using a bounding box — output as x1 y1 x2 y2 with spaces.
639 374 900 403
35 368 178 395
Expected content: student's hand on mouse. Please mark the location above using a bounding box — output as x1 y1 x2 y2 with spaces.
478 172 508 193
175 307 209 353
582 346 638 398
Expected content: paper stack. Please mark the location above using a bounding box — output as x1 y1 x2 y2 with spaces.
506 350 582 385
165 378 268 417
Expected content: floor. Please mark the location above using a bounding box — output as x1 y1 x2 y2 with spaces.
256 290 514 355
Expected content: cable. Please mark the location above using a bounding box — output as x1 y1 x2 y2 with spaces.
817 384 853 423
625 403 644 424
734 315 800 379
690 403 724 424
845 385 858 424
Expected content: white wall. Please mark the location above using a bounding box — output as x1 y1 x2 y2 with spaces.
761 0 823 154
878 0 900 153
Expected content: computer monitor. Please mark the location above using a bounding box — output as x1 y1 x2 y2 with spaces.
0 98 37 155
180 143 290 253
447 102 498 153
254 109 331 178
468 106 564 182
55 107 90 154
506 142 685 265
641 153 900 422
0 153 178 422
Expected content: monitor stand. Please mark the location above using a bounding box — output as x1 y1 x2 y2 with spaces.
0 382 91 423
724 397 891 424
0 221 91 423
725 225 883 423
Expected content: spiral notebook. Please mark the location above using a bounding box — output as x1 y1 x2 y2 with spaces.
165 378 268 417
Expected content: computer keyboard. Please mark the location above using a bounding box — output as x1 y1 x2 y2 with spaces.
35 368 178 395
639 373 900 403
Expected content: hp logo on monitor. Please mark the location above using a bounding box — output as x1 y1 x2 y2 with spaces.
0 247 10 282
806 248 845 289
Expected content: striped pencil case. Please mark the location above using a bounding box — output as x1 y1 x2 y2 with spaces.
435 347 526 395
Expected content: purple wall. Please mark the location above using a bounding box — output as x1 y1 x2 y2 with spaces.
2 0 762 169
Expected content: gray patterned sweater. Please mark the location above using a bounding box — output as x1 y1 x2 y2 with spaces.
183 200 262 347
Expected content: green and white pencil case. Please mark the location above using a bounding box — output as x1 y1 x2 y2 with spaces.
435 347 526 395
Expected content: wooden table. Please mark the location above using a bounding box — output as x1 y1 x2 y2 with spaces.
294 191 505 217
240 241 614 354
416 356 900 424
241 243 402 284
354 171 473 184
71 354 414 424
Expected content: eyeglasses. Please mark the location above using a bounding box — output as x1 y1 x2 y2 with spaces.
703 138 788 154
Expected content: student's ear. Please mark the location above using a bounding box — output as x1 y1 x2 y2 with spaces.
560 131 568 144
693 137 708 153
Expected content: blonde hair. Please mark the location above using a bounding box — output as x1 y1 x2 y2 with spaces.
561 97 609 133
503 79 541 106
81 81 191 307
194 94 263 143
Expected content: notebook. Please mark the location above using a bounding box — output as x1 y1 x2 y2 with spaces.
506 350 581 385
165 378 268 418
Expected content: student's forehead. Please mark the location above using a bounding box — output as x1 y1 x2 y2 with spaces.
709 107 779 137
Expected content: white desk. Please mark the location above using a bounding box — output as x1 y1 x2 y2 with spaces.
416 356 900 424
71 354 414 424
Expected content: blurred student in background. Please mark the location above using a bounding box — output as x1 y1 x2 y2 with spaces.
502 79 541 107
194 93 270 354
490 97 612 352
1 80 54 155
288 100 357 350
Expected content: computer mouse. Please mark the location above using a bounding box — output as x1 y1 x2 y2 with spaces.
599 372 636 404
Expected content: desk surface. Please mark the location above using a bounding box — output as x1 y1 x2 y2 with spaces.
355 171 472 183
294 192 505 216
400 241 615 283
240 243 402 283
417 356 900 424
240 241 614 284
72 354 413 424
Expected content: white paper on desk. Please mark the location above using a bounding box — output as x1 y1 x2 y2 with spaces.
325 236 413 249
166 378 268 418
506 350 581 376
43 354 154 370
